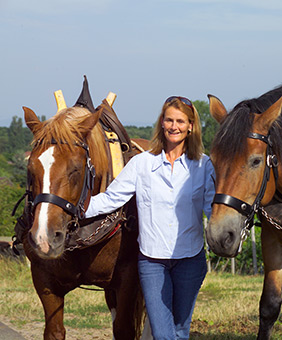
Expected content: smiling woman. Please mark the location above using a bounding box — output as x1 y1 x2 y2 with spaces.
85 95 215 339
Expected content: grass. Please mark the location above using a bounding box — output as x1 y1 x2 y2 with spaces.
0 257 112 330
0 257 282 339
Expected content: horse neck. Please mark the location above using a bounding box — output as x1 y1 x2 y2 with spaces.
88 124 110 194
276 162 282 194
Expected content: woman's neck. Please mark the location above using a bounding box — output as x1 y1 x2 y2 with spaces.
165 143 185 165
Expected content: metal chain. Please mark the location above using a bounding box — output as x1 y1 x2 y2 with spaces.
65 211 121 252
259 207 282 230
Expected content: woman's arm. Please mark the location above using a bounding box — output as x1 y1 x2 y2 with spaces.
85 155 138 218
203 158 216 219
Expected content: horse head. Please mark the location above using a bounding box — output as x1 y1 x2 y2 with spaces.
206 93 282 257
24 105 107 259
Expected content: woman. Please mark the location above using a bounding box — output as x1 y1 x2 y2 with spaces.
86 96 215 339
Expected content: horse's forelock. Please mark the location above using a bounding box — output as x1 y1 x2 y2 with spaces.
211 105 254 162
31 107 108 176
212 85 282 163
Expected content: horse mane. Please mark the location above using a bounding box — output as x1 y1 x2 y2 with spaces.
31 106 108 176
212 85 282 161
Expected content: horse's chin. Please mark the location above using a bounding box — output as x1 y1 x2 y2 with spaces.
36 247 65 260
206 213 244 258
28 232 65 260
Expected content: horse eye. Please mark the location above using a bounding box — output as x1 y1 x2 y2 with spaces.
251 157 262 168
69 168 80 177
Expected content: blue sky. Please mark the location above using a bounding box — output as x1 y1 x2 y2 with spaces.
1 0 282 127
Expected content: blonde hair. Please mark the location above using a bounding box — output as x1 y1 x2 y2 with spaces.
150 97 204 160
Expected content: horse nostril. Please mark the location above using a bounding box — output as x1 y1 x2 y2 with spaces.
53 231 65 245
222 231 235 249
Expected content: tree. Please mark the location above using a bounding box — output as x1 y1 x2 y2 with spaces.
0 154 13 179
11 151 28 187
8 116 25 154
125 125 154 140
0 182 25 236
193 100 219 155
0 127 9 153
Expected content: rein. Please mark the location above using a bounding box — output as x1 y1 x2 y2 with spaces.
212 132 279 251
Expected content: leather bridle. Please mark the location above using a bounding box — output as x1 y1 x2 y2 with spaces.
212 132 279 250
13 141 96 226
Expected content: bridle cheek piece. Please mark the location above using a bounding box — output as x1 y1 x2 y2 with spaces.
212 132 279 252
28 142 95 227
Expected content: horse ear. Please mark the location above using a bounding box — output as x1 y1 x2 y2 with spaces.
208 94 228 123
255 96 282 133
23 106 43 134
80 107 102 138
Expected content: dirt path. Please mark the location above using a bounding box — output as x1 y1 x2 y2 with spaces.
0 316 112 340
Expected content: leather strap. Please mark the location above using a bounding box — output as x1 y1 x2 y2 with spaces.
33 193 77 215
212 194 252 216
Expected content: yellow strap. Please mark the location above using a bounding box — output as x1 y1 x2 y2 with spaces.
105 92 124 178
104 130 124 178
54 90 67 112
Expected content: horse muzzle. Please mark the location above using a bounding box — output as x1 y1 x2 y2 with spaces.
206 212 245 257
28 208 70 259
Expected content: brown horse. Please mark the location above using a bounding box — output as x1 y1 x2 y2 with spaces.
205 86 282 339
18 95 148 339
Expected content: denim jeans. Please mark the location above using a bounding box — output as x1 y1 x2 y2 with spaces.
138 248 207 340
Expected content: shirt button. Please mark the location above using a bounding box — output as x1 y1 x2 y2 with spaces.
169 223 172 227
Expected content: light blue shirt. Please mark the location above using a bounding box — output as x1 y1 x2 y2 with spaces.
86 150 215 259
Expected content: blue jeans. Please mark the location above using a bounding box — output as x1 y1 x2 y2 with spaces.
138 248 207 340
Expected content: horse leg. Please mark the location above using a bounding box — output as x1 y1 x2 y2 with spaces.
105 287 136 340
31 263 66 340
105 271 144 340
257 223 282 340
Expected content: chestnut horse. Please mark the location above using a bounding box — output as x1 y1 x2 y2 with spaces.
206 86 282 339
19 100 147 339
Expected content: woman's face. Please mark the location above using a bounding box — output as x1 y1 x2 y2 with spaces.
162 106 193 148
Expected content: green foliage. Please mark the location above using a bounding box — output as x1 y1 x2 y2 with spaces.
0 154 13 179
193 100 219 155
11 151 28 187
0 116 32 156
0 127 9 153
125 125 153 139
0 183 25 236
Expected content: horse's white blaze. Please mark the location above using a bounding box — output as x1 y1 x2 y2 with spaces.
36 146 55 252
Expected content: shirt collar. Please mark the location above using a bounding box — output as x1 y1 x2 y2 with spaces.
151 150 189 172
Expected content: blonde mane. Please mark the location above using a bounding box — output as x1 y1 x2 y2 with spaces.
31 106 108 176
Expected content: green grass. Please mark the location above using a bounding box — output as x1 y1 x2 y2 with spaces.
191 272 282 339
1 257 282 339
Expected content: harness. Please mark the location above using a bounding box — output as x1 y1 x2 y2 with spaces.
37 141 95 220
12 105 137 254
212 132 279 252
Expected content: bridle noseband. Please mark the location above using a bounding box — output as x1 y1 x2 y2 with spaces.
212 132 278 250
